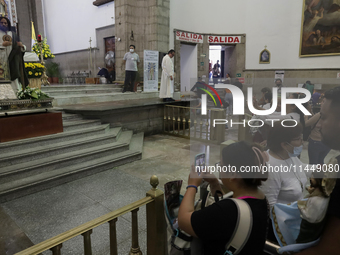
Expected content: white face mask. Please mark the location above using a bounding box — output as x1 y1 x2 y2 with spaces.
130 49 134 53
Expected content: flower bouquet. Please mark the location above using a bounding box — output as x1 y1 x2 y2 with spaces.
17 86 50 100
32 37 55 59
25 63 45 78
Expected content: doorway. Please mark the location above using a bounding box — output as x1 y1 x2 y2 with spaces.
180 43 198 92
209 45 236 83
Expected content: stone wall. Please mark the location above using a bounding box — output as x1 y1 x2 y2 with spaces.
16 0 44 49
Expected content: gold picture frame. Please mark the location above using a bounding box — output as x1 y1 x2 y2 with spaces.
300 0 340 57
259 48 270 64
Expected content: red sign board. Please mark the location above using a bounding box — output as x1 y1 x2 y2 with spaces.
208 36 241 44
176 31 203 43
238 78 245 84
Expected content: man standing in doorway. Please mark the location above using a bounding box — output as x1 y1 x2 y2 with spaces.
159 49 175 102
122 45 140 92
275 78 283 96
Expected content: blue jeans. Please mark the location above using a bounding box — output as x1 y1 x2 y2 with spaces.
308 138 331 164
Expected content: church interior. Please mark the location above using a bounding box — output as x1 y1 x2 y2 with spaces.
1 0 340 254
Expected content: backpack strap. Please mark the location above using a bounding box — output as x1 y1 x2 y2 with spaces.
224 198 253 255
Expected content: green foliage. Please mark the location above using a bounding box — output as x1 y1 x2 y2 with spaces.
17 86 50 100
45 61 60 78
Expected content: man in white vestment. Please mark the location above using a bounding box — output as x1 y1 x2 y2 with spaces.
159 49 175 102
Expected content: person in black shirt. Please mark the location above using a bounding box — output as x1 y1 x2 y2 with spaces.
178 142 269 255
296 86 340 255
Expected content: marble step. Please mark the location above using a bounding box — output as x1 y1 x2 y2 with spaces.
0 128 122 168
61 112 83 121
41 84 124 91
129 132 144 153
45 88 122 96
0 149 142 202
51 92 159 106
0 132 132 185
63 119 102 132
0 124 110 154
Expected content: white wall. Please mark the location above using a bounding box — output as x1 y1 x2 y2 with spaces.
170 0 340 69
180 44 198 91
42 0 114 54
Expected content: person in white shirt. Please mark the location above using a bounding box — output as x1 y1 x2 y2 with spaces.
260 122 313 207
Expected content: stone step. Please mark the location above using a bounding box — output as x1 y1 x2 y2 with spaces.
45 89 122 96
61 112 84 121
51 92 159 106
0 134 132 185
63 119 102 132
0 128 122 168
41 84 124 91
129 132 144 153
0 149 142 202
0 124 111 154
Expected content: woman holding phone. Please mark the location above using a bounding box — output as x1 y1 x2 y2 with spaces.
178 141 269 255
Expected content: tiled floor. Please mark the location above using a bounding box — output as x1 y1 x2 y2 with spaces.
0 129 338 254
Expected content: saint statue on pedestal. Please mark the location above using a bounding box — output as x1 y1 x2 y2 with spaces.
0 0 8 18
0 16 28 95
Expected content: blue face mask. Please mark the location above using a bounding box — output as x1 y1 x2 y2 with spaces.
286 143 303 157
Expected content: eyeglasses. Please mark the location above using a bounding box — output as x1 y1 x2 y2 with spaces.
0 22 8 25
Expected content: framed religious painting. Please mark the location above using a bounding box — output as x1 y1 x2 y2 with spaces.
259 48 270 64
300 0 340 57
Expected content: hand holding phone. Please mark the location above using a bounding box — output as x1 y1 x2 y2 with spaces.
195 153 206 176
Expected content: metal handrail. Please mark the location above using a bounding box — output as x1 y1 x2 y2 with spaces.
15 196 154 255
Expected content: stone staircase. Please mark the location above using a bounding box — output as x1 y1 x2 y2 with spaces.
40 84 159 106
0 112 144 202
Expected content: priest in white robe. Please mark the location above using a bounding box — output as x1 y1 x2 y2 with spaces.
159 49 175 102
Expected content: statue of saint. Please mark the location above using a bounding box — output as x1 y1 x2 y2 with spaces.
0 0 8 18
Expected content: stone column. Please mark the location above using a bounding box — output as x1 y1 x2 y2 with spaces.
115 0 170 81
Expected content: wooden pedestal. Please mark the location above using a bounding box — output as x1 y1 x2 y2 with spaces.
0 112 63 143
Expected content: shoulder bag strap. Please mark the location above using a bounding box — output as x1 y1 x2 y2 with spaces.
224 199 253 255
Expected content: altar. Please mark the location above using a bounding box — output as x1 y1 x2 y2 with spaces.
0 82 63 143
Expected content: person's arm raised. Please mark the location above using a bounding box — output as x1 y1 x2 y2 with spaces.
178 166 202 237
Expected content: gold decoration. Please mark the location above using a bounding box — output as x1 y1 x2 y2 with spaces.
150 175 159 189
2 34 12 42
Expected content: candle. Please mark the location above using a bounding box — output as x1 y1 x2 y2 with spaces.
37 34 42 42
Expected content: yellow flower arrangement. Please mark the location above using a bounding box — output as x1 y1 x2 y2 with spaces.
25 63 45 78
32 37 55 60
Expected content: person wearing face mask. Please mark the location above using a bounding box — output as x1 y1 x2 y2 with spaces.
122 45 140 92
0 16 28 93
260 121 315 208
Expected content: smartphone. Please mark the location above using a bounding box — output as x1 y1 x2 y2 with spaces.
195 153 206 176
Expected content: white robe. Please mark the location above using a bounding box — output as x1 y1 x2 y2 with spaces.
159 54 174 98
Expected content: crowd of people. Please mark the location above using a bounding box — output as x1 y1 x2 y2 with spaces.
174 83 340 254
